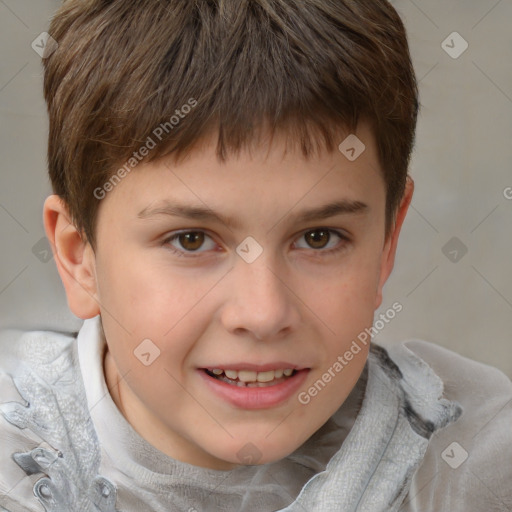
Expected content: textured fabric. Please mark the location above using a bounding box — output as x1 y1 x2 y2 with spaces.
0 327 117 512
394 340 512 512
0 317 510 511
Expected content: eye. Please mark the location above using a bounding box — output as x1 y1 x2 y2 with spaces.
162 228 350 258
163 230 217 255
294 228 349 254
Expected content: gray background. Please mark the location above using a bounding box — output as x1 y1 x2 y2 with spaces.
0 1 511 377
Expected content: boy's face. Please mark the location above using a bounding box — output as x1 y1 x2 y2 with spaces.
49 122 412 470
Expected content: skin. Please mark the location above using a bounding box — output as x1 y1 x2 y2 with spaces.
43 122 413 470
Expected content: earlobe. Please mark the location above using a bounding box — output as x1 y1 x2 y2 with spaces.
43 195 100 319
374 176 414 309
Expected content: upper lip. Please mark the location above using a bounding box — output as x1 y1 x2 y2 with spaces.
200 362 308 372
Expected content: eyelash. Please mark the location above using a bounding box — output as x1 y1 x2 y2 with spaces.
161 228 351 258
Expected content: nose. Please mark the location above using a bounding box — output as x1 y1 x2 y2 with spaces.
220 254 301 341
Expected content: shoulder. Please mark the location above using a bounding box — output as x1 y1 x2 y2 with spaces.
0 327 80 512
391 339 512 512
0 327 79 378
401 339 512 447
402 339 512 397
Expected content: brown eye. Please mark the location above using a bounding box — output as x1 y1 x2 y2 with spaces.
163 230 217 256
304 229 331 249
294 228 349 255
178 231 205 251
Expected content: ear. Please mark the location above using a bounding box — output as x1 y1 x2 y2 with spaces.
43 195 100 319
375 176 414 309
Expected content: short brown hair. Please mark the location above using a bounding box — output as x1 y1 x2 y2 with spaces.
43 0 419 248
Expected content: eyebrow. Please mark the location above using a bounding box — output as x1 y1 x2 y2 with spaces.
137 199 369 229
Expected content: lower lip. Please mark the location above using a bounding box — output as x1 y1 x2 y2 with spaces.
198 369 310 409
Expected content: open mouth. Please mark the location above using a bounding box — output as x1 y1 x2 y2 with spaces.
203 368 299 388
199 366 311 409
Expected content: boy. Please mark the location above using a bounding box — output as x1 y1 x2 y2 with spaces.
1 0 511 510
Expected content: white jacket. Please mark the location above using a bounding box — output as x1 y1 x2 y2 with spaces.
0 317 510 511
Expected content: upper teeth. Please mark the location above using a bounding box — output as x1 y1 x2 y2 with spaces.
210 368 294 382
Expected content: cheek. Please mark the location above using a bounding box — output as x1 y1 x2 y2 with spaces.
95 252 220 373
314 254 383 328
95 248 215 332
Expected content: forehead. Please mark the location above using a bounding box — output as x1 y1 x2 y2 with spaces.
98 121 385 223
